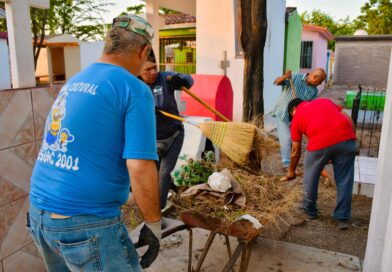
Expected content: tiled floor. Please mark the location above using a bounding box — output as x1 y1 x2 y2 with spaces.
354 156 378 184
353 156 377 197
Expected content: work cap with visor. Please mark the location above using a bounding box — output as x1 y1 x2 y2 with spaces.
287 98 304 122
112 14 154 44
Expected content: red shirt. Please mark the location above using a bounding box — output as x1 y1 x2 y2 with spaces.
291 98 356 151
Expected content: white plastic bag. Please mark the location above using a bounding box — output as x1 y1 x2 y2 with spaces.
207 172 232 193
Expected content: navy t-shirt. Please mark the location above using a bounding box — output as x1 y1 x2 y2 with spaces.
150 71 193 140
30 63 158 217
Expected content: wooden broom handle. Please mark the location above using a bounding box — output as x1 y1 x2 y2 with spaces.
158 110 199 127
167 75 230 121
289 78 297 98
158 110 186 122
181 86 230 122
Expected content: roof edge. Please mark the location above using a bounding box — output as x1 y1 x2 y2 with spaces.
336 35 392 42
303 24 334 40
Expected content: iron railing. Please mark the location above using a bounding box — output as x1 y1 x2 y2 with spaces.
350 85 385 157
159 37 196 74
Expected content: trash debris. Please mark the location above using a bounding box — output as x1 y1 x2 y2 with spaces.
208 172 232 192
236 214 263 229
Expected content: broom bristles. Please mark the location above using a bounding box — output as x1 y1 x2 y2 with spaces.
199 121 256 165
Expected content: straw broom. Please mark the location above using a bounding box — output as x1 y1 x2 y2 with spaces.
158 110 256 166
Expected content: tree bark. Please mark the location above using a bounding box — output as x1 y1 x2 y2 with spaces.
32 9 48 70
240 0 268 122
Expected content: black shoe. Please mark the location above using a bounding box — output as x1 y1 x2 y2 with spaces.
306 213 319 220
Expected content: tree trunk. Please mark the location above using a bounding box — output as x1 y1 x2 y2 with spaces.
32 9 48 70
240 0 268 122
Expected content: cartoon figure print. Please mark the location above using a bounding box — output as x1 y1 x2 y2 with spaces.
59 128 74 152
43 89 74 152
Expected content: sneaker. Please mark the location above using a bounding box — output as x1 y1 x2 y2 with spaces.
336 220 349 230
297 205 318 219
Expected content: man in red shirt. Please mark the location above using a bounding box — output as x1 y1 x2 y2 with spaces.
285 98 356 229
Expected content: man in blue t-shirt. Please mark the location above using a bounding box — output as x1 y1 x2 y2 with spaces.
28 15 161 271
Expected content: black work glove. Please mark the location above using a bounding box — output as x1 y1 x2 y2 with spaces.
167 74 187 90
136 221 162 269
155 106 163 115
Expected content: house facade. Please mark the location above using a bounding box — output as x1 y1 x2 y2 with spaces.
159 13 196 74
300 24 334 87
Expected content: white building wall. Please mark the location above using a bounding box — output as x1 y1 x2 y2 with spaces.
196 0 285 121
35 47 48 78
80 41 104 69
64 46 81 80
0 39 11 89
263 0 286 116
364 49 392 272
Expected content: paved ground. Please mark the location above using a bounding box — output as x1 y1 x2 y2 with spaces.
135 228 361 272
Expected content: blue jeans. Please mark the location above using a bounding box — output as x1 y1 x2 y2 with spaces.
275 118 291 167
27 205 141 272
302 140 356 220
158 129 184 210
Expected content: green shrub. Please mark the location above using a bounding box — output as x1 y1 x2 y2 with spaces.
172 151 215 187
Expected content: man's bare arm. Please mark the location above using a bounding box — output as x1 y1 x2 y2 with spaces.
287 141 302 180
274 70 292 86
127 159 160 223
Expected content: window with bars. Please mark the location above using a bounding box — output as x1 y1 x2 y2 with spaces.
300 41 313 69
159 37 196 74
186 52 193 63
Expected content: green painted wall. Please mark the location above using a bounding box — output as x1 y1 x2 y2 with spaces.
159 27 196 38
173 47 196 74
284 11 302 72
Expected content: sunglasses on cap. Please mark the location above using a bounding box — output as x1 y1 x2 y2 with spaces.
112 15 154 44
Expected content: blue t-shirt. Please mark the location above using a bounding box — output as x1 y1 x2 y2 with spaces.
30 63 158 217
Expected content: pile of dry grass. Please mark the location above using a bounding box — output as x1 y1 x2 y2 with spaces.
172 119 299 232
172 164 299 232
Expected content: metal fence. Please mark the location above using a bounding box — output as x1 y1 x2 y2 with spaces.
350 85 385 157
159 37 196 74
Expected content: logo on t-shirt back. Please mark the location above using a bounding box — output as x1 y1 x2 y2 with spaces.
36 82 97 172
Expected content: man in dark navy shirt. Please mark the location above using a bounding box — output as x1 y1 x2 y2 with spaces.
140 51 194 210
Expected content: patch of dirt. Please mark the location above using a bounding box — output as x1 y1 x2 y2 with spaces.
269 84 374 260
267 179 372 260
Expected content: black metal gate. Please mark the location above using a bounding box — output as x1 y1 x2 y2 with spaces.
350 85 385 157
159 37 196 74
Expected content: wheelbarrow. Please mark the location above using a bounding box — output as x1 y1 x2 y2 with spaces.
179 209 261 272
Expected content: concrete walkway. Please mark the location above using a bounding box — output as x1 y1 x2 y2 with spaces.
140 228 361 272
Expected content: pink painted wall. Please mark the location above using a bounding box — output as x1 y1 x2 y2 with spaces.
300 30 329 73
300 30 329 90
